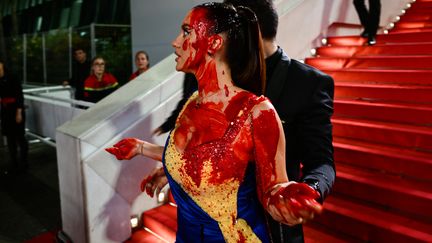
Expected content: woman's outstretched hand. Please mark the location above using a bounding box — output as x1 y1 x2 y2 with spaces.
267 182 323 226
140 167 168 197
105 137 143 160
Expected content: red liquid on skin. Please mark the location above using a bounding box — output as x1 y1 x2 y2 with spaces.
173 6 282 226
176 92 280 197
252 109 280 202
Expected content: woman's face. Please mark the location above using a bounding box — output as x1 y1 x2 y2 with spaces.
92 58 105 76
135 53 149 71
172 8 211 72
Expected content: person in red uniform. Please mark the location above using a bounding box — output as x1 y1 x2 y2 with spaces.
129 51 150 81
83 56 119 103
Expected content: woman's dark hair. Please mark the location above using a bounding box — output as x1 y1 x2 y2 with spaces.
195 2 266 96
91 56 105 65
224 0 278 40
135 50 150 68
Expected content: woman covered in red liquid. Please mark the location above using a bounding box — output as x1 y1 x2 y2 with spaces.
106 3 322 242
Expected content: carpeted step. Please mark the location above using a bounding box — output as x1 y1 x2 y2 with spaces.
334 163 432 221
405 8 432 14
334 82 432 104
315 195 432 242
400 14 432 22
323 68 432 85
333 136 432 181
306 55 432 70
409 1 432 8
332 117 432 151
326 31 432 46
390 27 432 33
334 98 432 125
126 229 169 243
394 21 432 30
401 9 432 15
303 224 359 243
141 204 177 243
316 42 432 57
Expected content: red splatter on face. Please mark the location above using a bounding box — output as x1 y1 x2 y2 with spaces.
182 39 189 51
173 8 221 95
184 8 212 72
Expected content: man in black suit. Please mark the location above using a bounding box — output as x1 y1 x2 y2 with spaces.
221 0 335 242
152 1 335 242
63 47 91 101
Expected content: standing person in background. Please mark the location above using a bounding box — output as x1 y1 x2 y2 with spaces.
224 0 335 242
0 60 28 173
63 47 91 100
106 3 323 241
353 0 381 45
129 51 150 81
83 56 119 103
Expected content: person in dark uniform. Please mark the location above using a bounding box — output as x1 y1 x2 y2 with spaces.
63 47 91 100
353 0 381 45
0 60 28 172
224 0 336 242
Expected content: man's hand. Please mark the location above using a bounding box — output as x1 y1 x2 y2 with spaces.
267 182 323 226
105 137 143 160
140 167 168 197
15 109 23 124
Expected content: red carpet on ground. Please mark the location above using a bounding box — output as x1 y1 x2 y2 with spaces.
24 231 56 243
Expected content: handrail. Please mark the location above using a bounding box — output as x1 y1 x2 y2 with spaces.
23 85 72 94
24 92 94 108
23 85 93 108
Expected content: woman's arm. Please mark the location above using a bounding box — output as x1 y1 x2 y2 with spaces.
251 100 322 226
106 137 164 162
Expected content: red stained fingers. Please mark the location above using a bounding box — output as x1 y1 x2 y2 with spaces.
105 137 141 160
140 175 155 197
278 183 323 216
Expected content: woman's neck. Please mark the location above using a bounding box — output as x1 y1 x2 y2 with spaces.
195 59 234 99
139 67 148 74
95 73 103 81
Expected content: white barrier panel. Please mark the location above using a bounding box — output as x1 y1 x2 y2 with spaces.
56 54 183 243
24 90 87 139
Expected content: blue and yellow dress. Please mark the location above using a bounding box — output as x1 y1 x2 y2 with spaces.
162 92 270 243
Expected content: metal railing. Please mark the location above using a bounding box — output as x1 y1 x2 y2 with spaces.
23 85 91 145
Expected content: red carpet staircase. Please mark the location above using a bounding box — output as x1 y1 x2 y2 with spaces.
127 1 432 242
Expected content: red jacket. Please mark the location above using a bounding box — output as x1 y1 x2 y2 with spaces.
83 73 118 103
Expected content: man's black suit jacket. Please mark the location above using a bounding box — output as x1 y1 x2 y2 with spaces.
265 47 335 243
